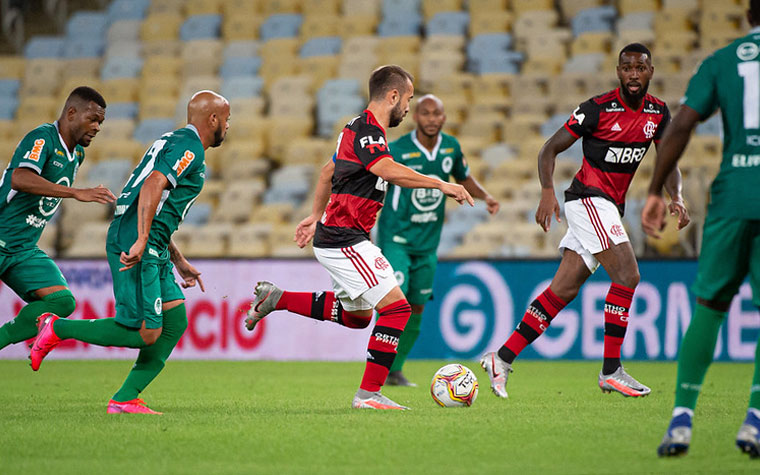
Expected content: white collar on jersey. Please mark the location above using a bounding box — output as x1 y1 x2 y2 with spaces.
751 26 760 34
52 120 76 162
185 124 201 141
410 130 442 162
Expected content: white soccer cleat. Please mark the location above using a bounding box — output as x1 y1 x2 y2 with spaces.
245 281 283 331
480 352 512 399
598 366 651 397
352 389 409 410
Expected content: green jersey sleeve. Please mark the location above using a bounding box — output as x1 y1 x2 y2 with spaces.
14 129 54 174
451 141 469 181
153 141 202 189
682 55 719 120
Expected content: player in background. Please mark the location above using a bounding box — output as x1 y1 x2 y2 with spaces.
30 91 229 415
246 65 474 410
0 87 115 352
644 1 760 458
480 43 689 399
378 94 499 387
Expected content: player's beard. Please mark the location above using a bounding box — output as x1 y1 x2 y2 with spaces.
621 81 649 103
389 102 405 128
211 124 225 147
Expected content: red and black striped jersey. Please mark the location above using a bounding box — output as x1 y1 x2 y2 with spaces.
314 110 392 248
563 88 670 215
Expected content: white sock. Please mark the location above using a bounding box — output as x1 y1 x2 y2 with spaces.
749 408 760 419
672 407 694 418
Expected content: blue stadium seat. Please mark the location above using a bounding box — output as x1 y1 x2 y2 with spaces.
101 56 143 80
104 102 138 119
317 79 362 100
696 115 723 136
87 159 133 193
317 95 365 136
617 12 654 31
0 79 20 97
223 40 260 59
378 18 422 37
300 37 342 57
221 76 265 99
382 0 421 16
107 20 142 44
0 97 18 120
134 119 176 143
64 37 106 58
219 57 262 78
541 113 569 137
105 41 142 60
469 51 522 74
259 14 302 41
427 11 469 36
180 14 222 41
182 202 213 225
107 0 150 22
571 6 617 37
24 36 66 59
563 53 605 73
467 33 517 72
66 11 108 39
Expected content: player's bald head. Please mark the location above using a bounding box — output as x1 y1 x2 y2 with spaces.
187 90 229 123
415 94 444 113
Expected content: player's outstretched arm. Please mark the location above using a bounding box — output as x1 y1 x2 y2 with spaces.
663 166 690 230
456 175 499 214
295 158 335 248
11 168 116 203
169 240 205 292
369 157 474 206
642 106 701 237
120 171 169 271
535 127 577 232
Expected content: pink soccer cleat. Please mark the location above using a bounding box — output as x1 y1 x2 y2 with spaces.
107 398 163 415
29 313 61 371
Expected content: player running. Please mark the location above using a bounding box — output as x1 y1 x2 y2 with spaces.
644 1 760 458
245 65 473 410
0 87 115 352
481 43 689 399
30 91 229 415
378 94 499 387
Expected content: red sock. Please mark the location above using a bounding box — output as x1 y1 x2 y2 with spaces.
275 291 371 329
499 287 567 364
603 283 634 373
360 300 411 392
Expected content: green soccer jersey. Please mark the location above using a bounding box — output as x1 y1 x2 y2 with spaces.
682 26 760 219
0 122 84 253
377 131 469 254
107 126 205 260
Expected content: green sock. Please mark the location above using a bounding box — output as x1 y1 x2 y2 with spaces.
112 304 188 402
673 303 725 410
750 329 760 410
390 312 422 373
54 317 147 348
0 289 76 349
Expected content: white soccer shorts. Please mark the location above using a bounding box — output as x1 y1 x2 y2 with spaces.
558 196 630 273
313 239 398 311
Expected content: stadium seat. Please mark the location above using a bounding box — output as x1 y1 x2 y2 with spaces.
559 0 604 21
104 102 138 120
618 0 658 16
220 57 262 78
383 0 421 16
0 56 25 79
185 224 232 257
317 94 365 136
422 0 462 19
180 15 223 41
340 15 379 38
107 0 150 22
511 0 554 15
259 14 303 41
63 222 109 258
64 38 106 59
86 159 133 192
222 15 261 41
300 15 342 39
469 10 512 36
426 11 469 36
101 57 143 80
300 37 342 57
100 78 139 103
182 202 213 226
141 13 183 42
0 97 18 120
0 79 20 97
617 12 654 32
317 78 362 100
563 53 606 73
24 36 66 59
343 0 381 17
228 224 272 257
139 98 177 121
221 76 265 99
65 11 108 39
214 180 266 223
105 41 142 60
185 0 223 15
134 119 176 144
303 0 342 15
571 6 617 37
378 17 422 37
696 115 722 136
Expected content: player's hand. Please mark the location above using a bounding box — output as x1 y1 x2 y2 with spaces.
668 197 690 230
73 184 116 204
641 194 667 238
119 239 147 271
485 195 500 215
175 258 205 292
294 215 318 248
441 183 474 206
535 189 561 232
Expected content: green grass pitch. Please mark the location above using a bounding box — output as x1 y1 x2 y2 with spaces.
0 359 757 474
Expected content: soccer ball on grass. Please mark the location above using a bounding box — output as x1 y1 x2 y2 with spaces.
430 364 479 407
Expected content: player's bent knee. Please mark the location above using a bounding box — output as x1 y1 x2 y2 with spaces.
43 290 77 318
140 328 163 346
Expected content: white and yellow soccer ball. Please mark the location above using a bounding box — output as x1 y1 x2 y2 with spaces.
430 363 479 407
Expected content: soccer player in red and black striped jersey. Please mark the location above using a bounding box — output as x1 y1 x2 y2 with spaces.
244 65 473 410
481 43 691 399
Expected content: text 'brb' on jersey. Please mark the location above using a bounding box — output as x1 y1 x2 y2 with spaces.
564 88 670 215
107 126 205 260
0 123 84 252
314 110 392 248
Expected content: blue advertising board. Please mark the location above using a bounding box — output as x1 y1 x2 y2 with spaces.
411 260 759 361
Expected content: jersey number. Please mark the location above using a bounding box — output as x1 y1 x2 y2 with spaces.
738 61 760 129
127 139 167 189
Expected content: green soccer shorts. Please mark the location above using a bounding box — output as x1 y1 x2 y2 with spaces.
0 246 68 302
107 252 184 330
692 214 760 306
381 242 438 306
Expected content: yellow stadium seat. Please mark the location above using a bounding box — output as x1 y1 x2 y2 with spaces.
267 117 314 162
181 76 221 101
139 98 176 120
269 75 313 96
141 13 183 42
283 137 332 165
339 15 378 38
513 10 560 37
228 223 272 257
181 39 223 64
618 0 658 16
380 52 420 80
139 77 180 104
520 56 563 75
229 97 266 118
222 15 260 41
519 30 570 58
220 158 269 182
260 38 301 61
301 15 342 38
422 0 462 19
90 138 146 163
421 35 467 55
23 59 62 92
61 58 101 81
571 32 613 56
62 222 109 258
655 30 698 57
148 0 185 15
557 0 603 21
260 61 300 90
98 119 135 141
56 77 101 104
654 10 693 35
614 30 656 55
701 31 742 51
337 55 379 83
226 116 270 144
270 93 315 118
0 56 25 79
14 119 49 139
142 40 183 58
512 0 554 15
470 11 512 36
100 78 139 104
214 181 265 223
343 0 380 17
185 0 223 15
468 0 507 13
342 36 379 57
662 0 698 12
0 139 18 162
222 0 260 16
377 35 421 55
142 56 183 79
0 120 15 140
303 0 341 15
219 142 269 174
16 97 59 122
298 56 339 90
185 224 232 257
261 0 300 14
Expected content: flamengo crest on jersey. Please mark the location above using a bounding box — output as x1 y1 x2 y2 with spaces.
314 110 393 249
563 88 670 215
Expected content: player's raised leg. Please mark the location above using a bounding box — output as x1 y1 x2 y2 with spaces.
0 284 75 351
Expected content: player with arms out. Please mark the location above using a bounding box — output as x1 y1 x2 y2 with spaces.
246 65 473 410
378 94 499 387
644 1 760 458
0 87 115 352
480 43 689 399
30 91 230 415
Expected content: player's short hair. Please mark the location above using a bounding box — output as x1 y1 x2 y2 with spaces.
368 65 414 101
66 86 107 109
618 43 652 62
